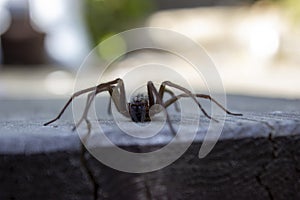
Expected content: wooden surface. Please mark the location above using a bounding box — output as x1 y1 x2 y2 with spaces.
0 96 299 200
85 112 300 200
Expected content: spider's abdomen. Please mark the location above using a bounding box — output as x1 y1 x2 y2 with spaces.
128 94 150 122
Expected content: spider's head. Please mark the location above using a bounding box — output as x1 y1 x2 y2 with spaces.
128 94 150 122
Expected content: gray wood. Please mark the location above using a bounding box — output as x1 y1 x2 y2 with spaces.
84 112 300 200
0 96 299 200
0 151 93 200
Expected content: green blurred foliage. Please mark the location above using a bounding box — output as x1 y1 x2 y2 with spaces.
282 0 300 22
84 0 155 46
269 0 300 23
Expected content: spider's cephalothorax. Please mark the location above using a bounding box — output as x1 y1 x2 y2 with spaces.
128 94 151 122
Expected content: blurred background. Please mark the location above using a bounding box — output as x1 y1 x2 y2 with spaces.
0 0 299 99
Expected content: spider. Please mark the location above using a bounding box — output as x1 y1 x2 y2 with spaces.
44 78 242 134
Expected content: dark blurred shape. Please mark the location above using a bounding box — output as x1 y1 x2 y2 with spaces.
1 0 48 65
153 0 258 9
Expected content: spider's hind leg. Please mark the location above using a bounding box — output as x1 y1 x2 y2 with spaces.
163 93 243 120
194 94 243 116
43 86 98 126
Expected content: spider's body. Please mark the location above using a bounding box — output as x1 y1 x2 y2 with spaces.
128 94 150 123
44 78 242 134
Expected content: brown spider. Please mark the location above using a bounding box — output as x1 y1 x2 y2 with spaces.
44 78 242 134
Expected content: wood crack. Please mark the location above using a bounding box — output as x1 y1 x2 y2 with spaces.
257 121 276 200
80 144 99 200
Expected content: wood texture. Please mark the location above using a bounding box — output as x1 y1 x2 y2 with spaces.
0 97 299 200
84 113 300 200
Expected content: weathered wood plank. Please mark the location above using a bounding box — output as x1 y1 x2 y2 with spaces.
0 97 299 200
83 112 300 200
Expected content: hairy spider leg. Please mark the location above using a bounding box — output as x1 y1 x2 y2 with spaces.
43 78 122 126
158 81 218 122
73 86 110 131
147 81 176 135
107 83 180 115
163 88 181 112
110 79 130 117
43 86 97 126
74 78 132 130
163 93 243 116
107 95 112 115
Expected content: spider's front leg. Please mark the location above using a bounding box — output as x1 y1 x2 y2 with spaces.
74 78 131 130
72 86 109 130
76 78 134 129
109 79 130 118
147 81 176 135
43 78 124 127
158 81 218 122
